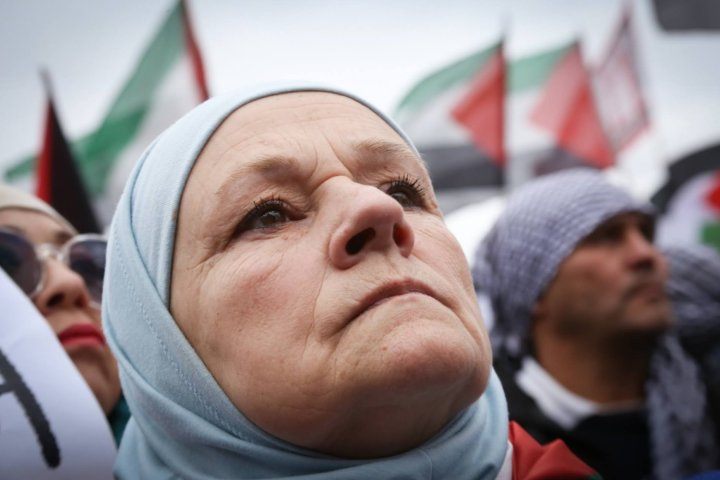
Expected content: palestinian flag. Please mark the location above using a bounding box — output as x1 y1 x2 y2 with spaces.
450 41 506 167
394 41 505 193
36 88 100 234
530 42 614 171
394 41 580 198
652 143 720 251
5 0 208 226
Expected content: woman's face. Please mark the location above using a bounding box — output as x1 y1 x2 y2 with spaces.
0 208 120 414
171 92 491 457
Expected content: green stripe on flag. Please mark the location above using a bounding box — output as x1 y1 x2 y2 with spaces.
394 41 572 119
508 43 570 94
4 152 34 180
701 221 720 251
395 43 499 117
5 0 184 196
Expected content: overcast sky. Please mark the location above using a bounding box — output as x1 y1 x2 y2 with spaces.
1 0 719 191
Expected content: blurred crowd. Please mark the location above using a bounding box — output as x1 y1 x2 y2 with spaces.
1 84 719 480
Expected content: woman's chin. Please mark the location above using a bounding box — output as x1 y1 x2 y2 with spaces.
72 355 121 414
238 320 489 458
343 311 490 405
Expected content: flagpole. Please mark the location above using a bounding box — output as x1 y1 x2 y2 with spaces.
499 11 510 191
39 68 52 97
35 67 56 203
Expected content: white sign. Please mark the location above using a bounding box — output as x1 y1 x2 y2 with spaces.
0 270 115 479
594 10 649 152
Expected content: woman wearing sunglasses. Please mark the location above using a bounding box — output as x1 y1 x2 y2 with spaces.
0 184 126 443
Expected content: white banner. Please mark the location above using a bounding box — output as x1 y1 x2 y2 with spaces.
0 270 115 479
594 9 650 152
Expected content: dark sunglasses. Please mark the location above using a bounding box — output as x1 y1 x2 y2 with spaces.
0 227 107 308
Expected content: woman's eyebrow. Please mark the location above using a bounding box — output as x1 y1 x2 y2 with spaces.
214 154 303 200
352 139 417 161
0 224 71 246
0 224 24 235
351 139 428 173
213 140 422 203
54 230 73 245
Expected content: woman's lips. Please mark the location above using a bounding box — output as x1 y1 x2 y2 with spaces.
57 323 106 349
351 280 439 321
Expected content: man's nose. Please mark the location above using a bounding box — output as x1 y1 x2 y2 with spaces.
624 228 659 272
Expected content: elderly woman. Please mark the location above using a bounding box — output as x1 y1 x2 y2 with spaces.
104 84 595 479
0 185 126 442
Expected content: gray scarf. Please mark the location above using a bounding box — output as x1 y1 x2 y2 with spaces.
663 244 720 358
661 245 720 472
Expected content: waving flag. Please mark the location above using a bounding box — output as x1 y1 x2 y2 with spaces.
36 87 100 233
451 41 506 166
530 42 614 170
653 143 720 251
395 41 583 201
6 0 209 226
395 41 505 192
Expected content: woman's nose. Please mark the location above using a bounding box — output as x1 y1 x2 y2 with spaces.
328 184 415 269
34 259 92 316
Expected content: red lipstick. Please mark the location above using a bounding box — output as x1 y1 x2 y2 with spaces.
57 323 106 349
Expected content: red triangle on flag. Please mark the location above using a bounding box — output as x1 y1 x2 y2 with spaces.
451 42 506 166
530 43 614 169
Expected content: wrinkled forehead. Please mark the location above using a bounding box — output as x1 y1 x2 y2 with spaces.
194 91 421 174
208 91 416 154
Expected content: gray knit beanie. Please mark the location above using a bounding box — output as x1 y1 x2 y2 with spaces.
473 168 718 479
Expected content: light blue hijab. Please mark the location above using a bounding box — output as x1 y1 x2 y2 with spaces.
103 83 509 479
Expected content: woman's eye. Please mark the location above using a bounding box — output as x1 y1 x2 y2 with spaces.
254 209 288 228
386 175 425 209
239 200 292 233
